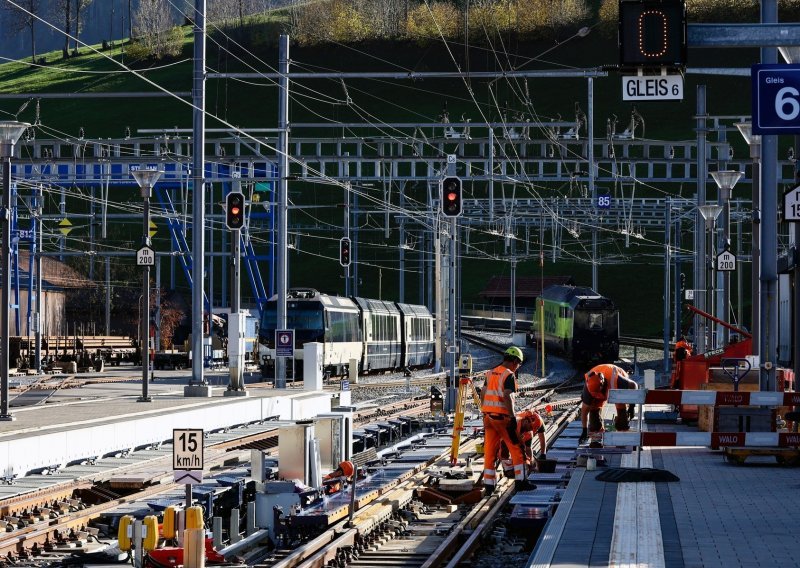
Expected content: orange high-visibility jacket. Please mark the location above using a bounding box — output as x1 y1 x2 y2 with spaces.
481 366 516 415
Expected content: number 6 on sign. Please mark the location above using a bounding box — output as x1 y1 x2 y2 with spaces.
173 429 204 470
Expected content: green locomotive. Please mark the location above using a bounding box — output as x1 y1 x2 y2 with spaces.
539 285 619 364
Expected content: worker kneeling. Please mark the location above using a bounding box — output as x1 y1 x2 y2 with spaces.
498 409 547 472
322 460 356 495
579 364 638 445
481 347 535 495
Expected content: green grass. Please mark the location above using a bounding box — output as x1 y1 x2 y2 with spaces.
0 14 768 336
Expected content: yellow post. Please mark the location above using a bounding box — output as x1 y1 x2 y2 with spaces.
539 298 546 376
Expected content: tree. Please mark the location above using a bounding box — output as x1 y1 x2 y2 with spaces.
2 0 41 63
131 0 182 60
73 0 93 52
51 0 73 58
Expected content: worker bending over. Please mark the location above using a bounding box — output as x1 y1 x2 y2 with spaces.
674 336 693 362
499 409 547 469
481 347 533 494
322 460 355 495
579 364 639 444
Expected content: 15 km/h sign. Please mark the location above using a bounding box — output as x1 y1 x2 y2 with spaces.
752 64 800 134
173 429 204 470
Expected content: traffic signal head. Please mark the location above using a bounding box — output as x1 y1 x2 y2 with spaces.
619 0 687 69
441 176 463 218
225 192 245 230
339 237 351 267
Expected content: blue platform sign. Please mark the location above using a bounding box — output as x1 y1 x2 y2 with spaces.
752 64 800 134
275 329 294 358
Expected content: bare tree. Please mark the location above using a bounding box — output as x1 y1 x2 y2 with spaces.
2 0 41 63
73 0 93 52
132 0 181 59
51 0 73 58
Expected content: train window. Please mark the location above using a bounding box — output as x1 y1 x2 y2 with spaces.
288 307 324 331
589 313 603 330
329 311 358 342
411 318 430 341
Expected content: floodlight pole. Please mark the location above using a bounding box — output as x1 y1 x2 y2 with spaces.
133 169 162 403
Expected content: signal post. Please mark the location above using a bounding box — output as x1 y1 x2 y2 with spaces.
225 191 248 396
441 167 462 412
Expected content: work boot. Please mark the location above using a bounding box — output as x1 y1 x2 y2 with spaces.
483 485 495 498
578 428 588 444
515 480 537 492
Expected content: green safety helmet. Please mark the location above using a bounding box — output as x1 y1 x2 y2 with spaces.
504 346 524 364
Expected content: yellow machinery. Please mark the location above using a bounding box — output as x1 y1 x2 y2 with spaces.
449 355 482 465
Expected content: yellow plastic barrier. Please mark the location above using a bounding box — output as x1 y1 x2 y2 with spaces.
142 516 159 551
185 505 204 530
162 506 177 539
117 515 133 551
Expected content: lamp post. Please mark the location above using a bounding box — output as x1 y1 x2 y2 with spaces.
710 170 743 345
132 168 162 403
779 46 800 400
698 204 723 349
735 122 762 356
0 121 30 421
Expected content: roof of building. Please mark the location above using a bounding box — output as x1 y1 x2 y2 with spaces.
479 275 575 299
15 250 97 289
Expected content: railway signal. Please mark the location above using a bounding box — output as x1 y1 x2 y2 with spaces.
441 176 463 218
225 192 245 230
339 237 352 267
618 0 687 69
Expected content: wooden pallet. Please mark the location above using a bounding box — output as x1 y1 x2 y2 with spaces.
723 446 800 465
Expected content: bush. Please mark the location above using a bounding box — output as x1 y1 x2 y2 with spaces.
125 39 152 62
406 2 461 44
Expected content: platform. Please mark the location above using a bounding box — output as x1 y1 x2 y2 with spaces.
527 415 800 567
0 376 333 479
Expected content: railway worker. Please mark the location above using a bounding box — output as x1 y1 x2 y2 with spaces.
579 364 638 444
480 346 532 494
674 336 693 362
498 409 547 468
322 460 355 495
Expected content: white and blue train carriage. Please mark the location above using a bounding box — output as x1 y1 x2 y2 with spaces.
258 288 435 379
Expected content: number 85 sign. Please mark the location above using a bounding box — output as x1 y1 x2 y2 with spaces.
752 64 800 134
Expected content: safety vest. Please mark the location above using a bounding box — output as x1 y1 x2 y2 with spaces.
586 364 626 392
481 366 516 415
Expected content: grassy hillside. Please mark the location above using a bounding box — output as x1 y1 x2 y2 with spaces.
0 9 768 337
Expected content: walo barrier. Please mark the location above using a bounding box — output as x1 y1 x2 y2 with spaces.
604 389 800 448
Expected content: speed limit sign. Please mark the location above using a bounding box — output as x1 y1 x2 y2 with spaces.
752 64 800 134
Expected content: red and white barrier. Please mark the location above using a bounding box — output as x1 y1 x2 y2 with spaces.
604 431 800 448
608 389 800 407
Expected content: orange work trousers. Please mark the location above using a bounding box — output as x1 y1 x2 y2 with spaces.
482 414 525 487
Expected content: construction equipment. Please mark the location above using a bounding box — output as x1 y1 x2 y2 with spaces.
671 305 752 421
450 355 482 465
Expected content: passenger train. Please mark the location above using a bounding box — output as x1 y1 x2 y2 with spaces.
258 289 435 378
539 284 619 365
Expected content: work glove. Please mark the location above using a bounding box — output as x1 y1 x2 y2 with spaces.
579 427 588 444
627 404 636 421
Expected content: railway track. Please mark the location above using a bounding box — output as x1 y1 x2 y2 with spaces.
254 395 580 568
619 335 667 351
0 398 435 562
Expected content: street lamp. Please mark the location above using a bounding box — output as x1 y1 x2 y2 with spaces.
710 170 743 345
132 167 162 403
0 121 30 421
698 204 723 349
778 46 800 398
735 122 762 357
